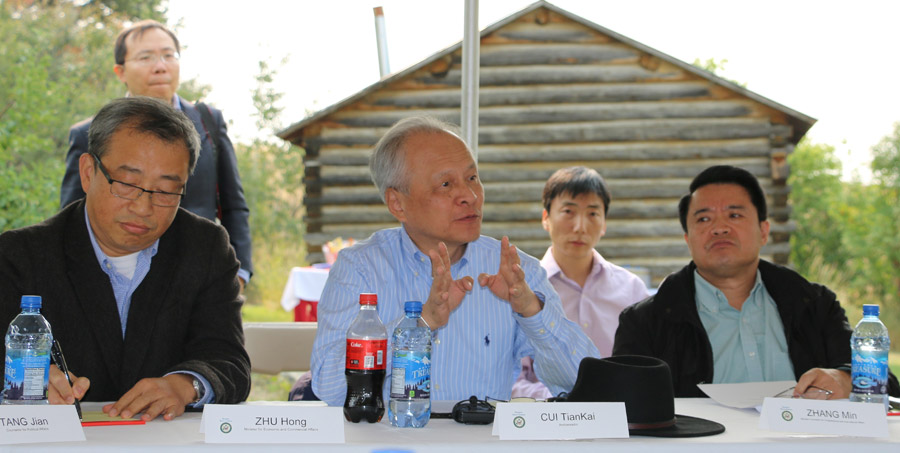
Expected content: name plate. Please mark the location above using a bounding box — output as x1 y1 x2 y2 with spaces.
759 397 888 438
493 402 628 440
203 404 344 443
0 405 85 444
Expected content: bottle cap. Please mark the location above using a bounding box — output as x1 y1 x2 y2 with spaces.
359 293 378 305
20 295 42 309
862 304 879 317
404 301 422 313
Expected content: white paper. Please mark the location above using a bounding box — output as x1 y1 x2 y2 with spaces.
494 402 628 440
203 404 343 444
759 397 888 438
698 380 796 409
0 405 85 444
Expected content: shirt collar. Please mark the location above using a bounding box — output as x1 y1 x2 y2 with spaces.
541 247 606 280
694 268 764 313
84 206 159 270
540 247 562 278
398 225 470 270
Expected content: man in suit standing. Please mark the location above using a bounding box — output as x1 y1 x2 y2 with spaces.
59 19 253 289
1 97 251 420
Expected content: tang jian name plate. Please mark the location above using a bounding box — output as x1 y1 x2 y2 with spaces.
493 402 628 440
0 405 85 444
203 404 344 443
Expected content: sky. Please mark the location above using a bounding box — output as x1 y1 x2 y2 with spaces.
167 0 900 178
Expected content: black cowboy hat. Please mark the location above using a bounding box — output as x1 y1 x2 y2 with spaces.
566 355 725 438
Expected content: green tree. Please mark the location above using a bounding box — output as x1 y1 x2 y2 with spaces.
238 58 305 321
0 0 220 233
787 138 847 274
854 122 900 328
789 127 900 345
0 0 165 232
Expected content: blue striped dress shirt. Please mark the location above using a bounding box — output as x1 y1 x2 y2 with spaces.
310 226 600 406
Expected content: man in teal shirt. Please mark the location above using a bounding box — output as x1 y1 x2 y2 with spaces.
614 165 899 398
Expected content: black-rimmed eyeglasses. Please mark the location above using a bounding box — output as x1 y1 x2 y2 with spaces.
91 154 183 207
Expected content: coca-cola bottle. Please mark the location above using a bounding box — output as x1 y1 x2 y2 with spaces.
343 293 387 422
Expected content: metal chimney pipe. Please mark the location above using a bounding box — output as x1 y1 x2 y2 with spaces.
461 0 479 158
373 7 391 78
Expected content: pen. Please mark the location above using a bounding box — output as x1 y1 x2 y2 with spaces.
50 339 82 420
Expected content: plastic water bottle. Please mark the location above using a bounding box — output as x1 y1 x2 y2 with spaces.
389 301 431 427
850 304 890 411
3 295 53 405
344 293 387 423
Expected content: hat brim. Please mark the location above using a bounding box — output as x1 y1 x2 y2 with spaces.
629 414 725 438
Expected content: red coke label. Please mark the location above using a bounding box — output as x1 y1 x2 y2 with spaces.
346 339 387 371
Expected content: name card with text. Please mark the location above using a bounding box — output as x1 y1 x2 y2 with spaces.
759 397 888 438
203 404 344 444
0 405 85 444
493 402 628 440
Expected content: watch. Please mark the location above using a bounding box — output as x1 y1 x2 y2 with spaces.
191 378 204 403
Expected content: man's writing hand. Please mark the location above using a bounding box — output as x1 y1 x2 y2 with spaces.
47 364 89 405
422 242 473 329
103 374 196 421
478 236 542 317
795 367 851 399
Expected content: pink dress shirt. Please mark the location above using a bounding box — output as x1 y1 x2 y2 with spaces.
511 247 651 399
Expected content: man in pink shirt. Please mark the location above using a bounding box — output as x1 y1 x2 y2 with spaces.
512 167 650 399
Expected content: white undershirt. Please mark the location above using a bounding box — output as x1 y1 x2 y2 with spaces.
106 252 140 280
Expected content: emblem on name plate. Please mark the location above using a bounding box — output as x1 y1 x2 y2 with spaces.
513 416 526 428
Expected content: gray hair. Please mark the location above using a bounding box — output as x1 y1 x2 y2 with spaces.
369 116 470 202
88 96 201 174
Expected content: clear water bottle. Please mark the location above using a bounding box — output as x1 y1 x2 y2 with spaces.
389 301 431 428
3 295 53 405
850 304 890 411
344 293 387 423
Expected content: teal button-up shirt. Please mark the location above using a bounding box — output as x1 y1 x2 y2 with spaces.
694 270 795 384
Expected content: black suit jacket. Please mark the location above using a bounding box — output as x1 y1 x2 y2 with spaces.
614 260 900 398
59 98 253 278
0 201 251 403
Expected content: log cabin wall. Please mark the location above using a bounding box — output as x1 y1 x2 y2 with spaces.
278 2 814 286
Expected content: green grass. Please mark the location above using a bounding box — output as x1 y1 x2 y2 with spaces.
247 372 299 401
240 231 309 323
242 303 292 322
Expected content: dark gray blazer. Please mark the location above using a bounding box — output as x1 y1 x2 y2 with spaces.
0 201 251 403
59 98 253 278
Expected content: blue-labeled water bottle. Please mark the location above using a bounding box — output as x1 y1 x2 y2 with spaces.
388 301 431 427
3 295 53 405
850 304 890 411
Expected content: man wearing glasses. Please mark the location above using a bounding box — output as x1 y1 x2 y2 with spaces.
0 97 251 420
59 19 253 291
613 165 899 399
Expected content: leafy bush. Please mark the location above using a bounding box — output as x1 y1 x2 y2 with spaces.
789 135 900 348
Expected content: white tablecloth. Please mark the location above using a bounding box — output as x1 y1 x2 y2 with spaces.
279 266 330 312
3 399 897 452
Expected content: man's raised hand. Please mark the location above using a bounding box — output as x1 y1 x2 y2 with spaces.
421 242 473 329
478 236 542 317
